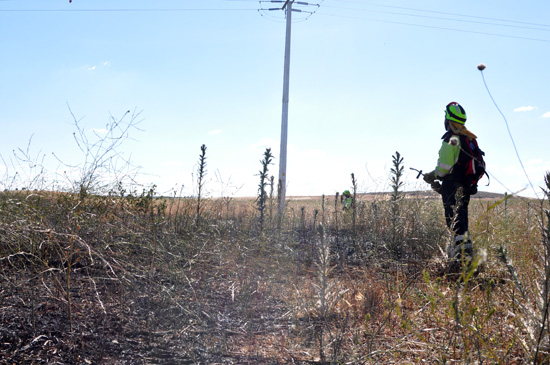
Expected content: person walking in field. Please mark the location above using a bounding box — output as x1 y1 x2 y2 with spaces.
341 190 353 211
423 102 486 264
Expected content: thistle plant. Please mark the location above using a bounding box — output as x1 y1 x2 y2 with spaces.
256 148 273 232
390 151 404 204
195 144 207 226
389 151 405 258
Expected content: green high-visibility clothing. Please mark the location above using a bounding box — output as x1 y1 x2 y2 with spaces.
342 197 352 210
435 134 461 178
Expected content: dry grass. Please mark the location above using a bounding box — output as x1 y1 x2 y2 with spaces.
1 188 549 363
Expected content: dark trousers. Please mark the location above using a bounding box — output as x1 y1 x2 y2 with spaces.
441 180 471 237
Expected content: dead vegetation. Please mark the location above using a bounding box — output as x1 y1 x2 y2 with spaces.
1 180 549 364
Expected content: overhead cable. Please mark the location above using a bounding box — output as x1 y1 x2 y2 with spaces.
321 4 550 33
318 12 550 43
330 0 550 29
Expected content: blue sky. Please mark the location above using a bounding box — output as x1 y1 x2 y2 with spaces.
1 0 549 199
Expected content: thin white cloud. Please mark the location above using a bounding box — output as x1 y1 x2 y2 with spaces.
103 61 111 67
542 112 550 118
513 106 537 112
208 130 222 135
86 65 96 71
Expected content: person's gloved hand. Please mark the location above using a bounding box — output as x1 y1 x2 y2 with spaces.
423 170 436 184
431 181 442 194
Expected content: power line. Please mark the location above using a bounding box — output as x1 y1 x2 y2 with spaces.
321 3 550 33
318 12 550 43
3 1 548 44
478 68 541 199
329 0 550 29
0 8 257 12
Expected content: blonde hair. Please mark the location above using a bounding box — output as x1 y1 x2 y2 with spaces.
446 119 477 140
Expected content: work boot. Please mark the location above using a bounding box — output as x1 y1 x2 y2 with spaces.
447 239 474 275
455 240 474 261
453 239 473 262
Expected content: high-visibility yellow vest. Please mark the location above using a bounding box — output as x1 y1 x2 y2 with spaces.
435 134 461 178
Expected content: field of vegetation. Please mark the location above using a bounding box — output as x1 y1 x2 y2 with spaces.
2 119 550 363
1 163 549 363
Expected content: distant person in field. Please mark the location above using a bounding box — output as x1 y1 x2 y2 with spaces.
423 102 486 264
340 190 353 211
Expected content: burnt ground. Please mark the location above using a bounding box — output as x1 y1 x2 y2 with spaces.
1 237 342 364
1 192 376 364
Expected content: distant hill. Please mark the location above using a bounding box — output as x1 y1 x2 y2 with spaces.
230 190 519 202
397 190 508 200
333 190 510 201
